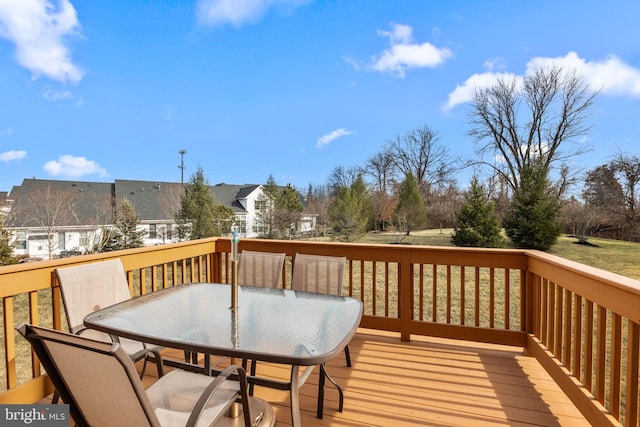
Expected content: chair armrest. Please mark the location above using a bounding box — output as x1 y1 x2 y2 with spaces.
186 365 252 427
130 347 165 377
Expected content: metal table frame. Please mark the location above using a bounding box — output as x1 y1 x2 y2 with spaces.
84 282 363 427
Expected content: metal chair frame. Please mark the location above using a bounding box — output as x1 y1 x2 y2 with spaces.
16 323 259 427
290 253 351 418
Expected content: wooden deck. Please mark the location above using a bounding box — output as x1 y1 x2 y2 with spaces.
146 328 590 427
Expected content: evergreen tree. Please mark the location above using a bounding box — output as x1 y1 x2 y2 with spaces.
0 217 17 265
451 177 504 248
329 175 369 242
103 198 146 250
394 173 427 235
211 204 237 236
274 184 303 239
176 167 217 240
352 174 375 231
504 166 561 250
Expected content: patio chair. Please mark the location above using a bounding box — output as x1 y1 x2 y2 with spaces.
291 253 351 366
16 323 272 427
291 253 350 418
55 259 163 378
237 250 286 288
235 251 286 392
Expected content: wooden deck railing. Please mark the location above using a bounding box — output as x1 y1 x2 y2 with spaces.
1 238 638 426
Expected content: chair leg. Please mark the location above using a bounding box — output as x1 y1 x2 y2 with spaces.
140 350 164 379
183 350 199 364
139 357 149 378
317 364 326 419
249 360 257 396
344 345 352 367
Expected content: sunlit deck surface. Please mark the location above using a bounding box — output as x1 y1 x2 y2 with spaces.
141 328 588 427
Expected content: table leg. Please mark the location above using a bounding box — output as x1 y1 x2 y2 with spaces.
290 366 302 427
204 354 211 375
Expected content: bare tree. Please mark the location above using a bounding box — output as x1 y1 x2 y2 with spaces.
328 165 362 195
561 197 602 244
384 125 455 200
469 66 598 194
363 151 395 194
371 189 396 232
9 185 79 258
306 184 333 237
78 194 114 254
612 154 640 218
158 183 183 221
428 181 463 230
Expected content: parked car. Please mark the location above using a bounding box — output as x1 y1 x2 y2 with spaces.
18 257 44 263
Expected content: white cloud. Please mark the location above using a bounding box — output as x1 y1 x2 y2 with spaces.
0 149 26 162
196 0 310 27
42 88 74 101
443 52 640 111
443 71 519 111
0 0 84 83
483 57 507 72
368 23 452 78
43 155 108 178
316 128 352 149
526 52 640 97
0 127 13 136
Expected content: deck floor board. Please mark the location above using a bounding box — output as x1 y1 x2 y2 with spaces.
155 328 590 426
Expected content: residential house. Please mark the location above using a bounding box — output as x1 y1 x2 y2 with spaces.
4 178 315 259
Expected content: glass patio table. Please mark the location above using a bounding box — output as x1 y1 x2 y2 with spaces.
84 282 363 427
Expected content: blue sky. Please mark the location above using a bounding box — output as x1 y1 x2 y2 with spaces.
1 0 639 194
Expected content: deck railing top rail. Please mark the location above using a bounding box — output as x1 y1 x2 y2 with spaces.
1 237 638 426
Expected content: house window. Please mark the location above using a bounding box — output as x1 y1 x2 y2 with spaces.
58 232 66 251
166 225 172 240
149 224 157 239
237 219 247 235
14 231 26 250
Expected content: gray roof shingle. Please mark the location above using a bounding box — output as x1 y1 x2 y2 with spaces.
6 178 264 225
7 179 113 227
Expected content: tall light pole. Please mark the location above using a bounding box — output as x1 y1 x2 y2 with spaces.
178 149 186 185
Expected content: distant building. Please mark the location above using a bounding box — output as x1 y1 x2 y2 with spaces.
4 178 315 259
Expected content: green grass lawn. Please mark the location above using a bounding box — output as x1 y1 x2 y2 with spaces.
332 229 640 281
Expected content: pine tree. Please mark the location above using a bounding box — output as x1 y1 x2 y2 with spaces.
211 204 237 236
274 184 303 239
329 175 369 242
176 167 217 240
103 198 146 250
504 166 561 251
394 173 427 235
451 177 504 248
0 217 17 265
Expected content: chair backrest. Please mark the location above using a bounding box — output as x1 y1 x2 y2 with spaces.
291 254 346 295
55 259 131 334
16 323 160 427
237 251 286 288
